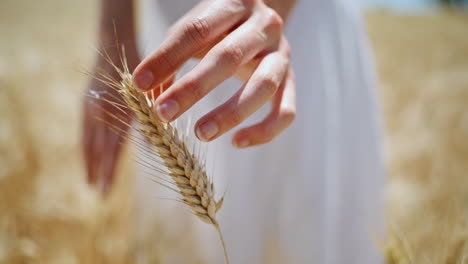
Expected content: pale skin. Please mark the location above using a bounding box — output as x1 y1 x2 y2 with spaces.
84 0 297 193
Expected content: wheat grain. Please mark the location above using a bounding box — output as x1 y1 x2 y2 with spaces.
90 49 229 264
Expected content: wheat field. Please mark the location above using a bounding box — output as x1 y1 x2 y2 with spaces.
366 10 468 263
1 0 468 263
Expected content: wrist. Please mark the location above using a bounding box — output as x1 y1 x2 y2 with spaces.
97 0 139 70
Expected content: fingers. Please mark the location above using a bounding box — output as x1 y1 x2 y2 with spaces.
194 51 289 142
83 100 98 184
232 71 296 148
83 81 131 195
83 99 127 195
153 15 281 123
133 0 251 91
96 129 122 194
146 74 175 100
132 0 294 148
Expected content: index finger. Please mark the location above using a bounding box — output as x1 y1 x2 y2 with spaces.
133 0 251 91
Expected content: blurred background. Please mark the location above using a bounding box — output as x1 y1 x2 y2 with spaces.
1 0 468 263
364 0 468 10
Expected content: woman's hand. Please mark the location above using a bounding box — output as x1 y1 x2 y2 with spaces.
83 0 139 194
133 0 296 148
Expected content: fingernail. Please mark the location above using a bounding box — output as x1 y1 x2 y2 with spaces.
95 167 110 196
234 138 250 148
196 121 219 141
133 70 154 91
99 179 110 196
155 99 179 122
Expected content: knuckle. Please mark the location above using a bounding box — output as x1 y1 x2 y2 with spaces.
239 0 255 9
158 53 177 72
258 127 275 144
258 75 279 96
183 78 204 101
253 27 269 43
185 17 211 44
224 0 252 16
219 45 244 66
224 109 244 128
264 7 284 31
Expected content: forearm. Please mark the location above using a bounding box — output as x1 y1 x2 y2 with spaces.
97 0 139 69
264 0 297 21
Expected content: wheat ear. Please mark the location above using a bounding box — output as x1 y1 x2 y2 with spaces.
90 49 229 263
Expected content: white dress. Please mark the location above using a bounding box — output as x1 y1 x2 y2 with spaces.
135 0 385 263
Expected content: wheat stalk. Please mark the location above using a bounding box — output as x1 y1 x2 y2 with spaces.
88 48 229 264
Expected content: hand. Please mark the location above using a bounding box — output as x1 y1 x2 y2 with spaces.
83 67 129 194
133 0 296 148
83 52 139 194
83 0 141 194
83 50 174 194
